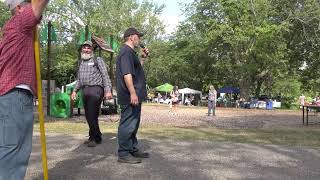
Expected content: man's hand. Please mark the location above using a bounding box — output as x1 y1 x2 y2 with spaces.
32 0 50 20
130 93 139 106
140 48 149 58
71 92 77 101
124 74 139 105
104 92 112 100
140 48 149 66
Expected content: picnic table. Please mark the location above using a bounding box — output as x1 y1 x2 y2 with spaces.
302 104 320 125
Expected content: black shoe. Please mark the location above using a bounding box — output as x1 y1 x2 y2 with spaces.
118 155 141 164
87 140 97 147
95 139 102 144
131 151 150 158
84 139 92 144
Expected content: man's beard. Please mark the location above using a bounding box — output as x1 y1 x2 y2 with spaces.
81 52 93 60
133 41 140 48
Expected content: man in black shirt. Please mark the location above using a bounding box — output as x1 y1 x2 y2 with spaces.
116 27 149 164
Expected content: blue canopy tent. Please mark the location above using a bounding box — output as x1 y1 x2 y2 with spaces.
217 86 240 107
217 86 240 94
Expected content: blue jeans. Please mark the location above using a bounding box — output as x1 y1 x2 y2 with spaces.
208 100 216 115
118 104 141 157
0 89 34 180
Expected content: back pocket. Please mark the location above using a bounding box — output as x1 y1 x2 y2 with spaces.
0 115 19 147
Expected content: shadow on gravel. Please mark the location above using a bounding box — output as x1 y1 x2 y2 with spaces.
28 131 320 180
30 133 212 180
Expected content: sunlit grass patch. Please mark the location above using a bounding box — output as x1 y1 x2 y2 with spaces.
34 121 320 148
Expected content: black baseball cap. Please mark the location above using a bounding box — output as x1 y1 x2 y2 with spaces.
123 27 144 38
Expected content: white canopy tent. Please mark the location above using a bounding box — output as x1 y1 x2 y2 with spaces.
178 88 202 105
61 81 77 93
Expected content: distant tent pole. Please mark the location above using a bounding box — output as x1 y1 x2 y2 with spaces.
182 93 184 104
32 0 48 179
46 21 52 116
99 47 102 57
79 25 89 116
85 25 89 41
109 34 114 88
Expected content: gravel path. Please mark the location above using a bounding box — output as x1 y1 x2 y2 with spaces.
26 133 320 180
70 104 319 129
26 104 320 179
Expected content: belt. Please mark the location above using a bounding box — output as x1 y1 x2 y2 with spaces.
83 85 102 88
12 88 33 96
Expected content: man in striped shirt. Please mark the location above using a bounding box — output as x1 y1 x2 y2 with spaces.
71 40 112 147
0 0 49 179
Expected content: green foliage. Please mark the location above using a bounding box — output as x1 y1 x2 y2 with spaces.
273 75 302 108
2 0 320 110
38 0 166 86
0 2 11 38
146 0 320 109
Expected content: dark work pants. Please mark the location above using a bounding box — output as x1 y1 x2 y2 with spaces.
82 86 104 142
118 104 141 157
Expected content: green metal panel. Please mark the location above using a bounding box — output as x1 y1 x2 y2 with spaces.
74 90 84 108
50 92 71 118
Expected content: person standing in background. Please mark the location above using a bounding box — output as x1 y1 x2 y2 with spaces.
299 94 305 108
170 85 179 115
208 85 217 116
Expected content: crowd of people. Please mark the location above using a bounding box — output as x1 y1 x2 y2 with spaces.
152 85 217 116
154 92 197 106
299 94 320 107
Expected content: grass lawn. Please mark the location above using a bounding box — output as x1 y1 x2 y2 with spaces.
34 120 320 148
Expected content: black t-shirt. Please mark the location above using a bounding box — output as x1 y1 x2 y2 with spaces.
116 44 147 105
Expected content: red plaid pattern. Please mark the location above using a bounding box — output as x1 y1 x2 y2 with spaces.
0 4 40 96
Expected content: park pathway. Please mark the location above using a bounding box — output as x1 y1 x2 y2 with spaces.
25 133 320 180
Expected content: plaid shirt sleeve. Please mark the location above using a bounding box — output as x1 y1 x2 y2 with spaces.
0 39 3 56
96 57 112 92
19 4 40 32
73 62 81 93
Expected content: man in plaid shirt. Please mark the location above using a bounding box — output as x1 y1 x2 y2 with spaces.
0 0 49 179
72 40 112 147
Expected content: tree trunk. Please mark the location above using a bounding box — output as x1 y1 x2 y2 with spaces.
239 76 251 101
255 79 262 97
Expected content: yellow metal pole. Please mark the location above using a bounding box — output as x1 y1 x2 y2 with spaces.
33 0 49 179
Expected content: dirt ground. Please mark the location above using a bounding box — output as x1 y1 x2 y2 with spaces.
26 134 320 180
24 104 320 180
70 103 319 129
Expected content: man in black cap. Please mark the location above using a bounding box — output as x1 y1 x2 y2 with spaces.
116 27 149 163
72 40 112 147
